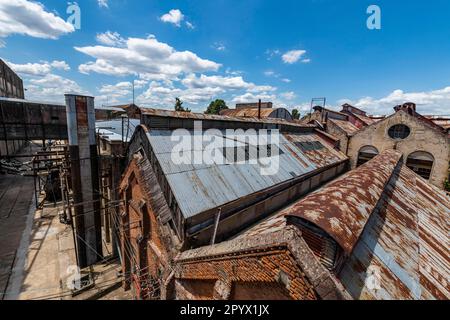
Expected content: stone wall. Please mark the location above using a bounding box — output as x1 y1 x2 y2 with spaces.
347 110 449 189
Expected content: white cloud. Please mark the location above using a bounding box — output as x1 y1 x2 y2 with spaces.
232 92 277 104
280 91 296 100
75 34 221 81
225 68 243 76
282 50 307 64
25 74 89 103
99 81 132 95
301 58 311 63
182 74 275 93
265 49 281 60
96 31 126 47
6 60 70 76
340 86 450 115
0 39 5 48
264 70 292 84
160 9 184 27
185 21 195 29
98 0 108 8
50 60 70 71
137 81 223 109
133 79 148 89
212 42 226 51
0 0 74 39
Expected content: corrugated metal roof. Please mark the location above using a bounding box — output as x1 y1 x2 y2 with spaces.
140 107 312 128
96 119 140 142
329 119 360 136
235 149 450 300
283 149 402 255
145 129 347 219
339 165 450 300
220 108 283 118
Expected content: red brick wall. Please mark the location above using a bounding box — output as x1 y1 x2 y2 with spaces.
175 249 318 300
119 159 170 297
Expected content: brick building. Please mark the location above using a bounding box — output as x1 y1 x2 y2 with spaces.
117 109 348 299
305 103 450 190
172 150 449 300
221 105 293 121
0 59 25 99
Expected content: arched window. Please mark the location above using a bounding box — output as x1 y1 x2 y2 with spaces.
388 124 411 140
406 151 434 180
357 146 379 167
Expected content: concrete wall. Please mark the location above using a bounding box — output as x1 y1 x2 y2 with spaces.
347 110 450 189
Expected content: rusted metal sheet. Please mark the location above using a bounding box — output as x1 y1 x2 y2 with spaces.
283 149 402 255
220 107 291 120
140 107 314 129
339 165 450 300
144 129 347 219
235 149 449 299
329 119 360 136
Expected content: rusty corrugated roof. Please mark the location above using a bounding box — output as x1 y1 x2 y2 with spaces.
283 149 402 255
220 108 281 118
339 165 450 300
235 149 450 300
140 107 309 128
329 119 360 136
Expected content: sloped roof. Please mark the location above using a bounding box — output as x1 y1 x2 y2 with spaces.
144 128 347 219
234 149 450 300
329 119 360 136
140 107 304 128
339 164 450 299
220 108 288 118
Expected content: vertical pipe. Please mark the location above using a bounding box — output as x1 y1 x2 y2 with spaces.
258 99 262 120
66 94 102 268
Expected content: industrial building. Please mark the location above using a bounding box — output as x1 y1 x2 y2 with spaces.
304 103 450 190
0 59 24 100
118 109 348 299
174 149 449 300
220 102 293 121
0 92 448 301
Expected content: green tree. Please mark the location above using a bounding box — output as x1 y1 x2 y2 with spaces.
291 109 300 120
174 97 191 112
205 99 228 115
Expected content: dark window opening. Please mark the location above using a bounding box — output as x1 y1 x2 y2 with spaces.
406 151 434 180
388 124 411 140
357 146 379 167
288 217 343 272
294 141 324 152
221 144 283 163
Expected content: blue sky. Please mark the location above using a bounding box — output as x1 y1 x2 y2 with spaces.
1 0 450 115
